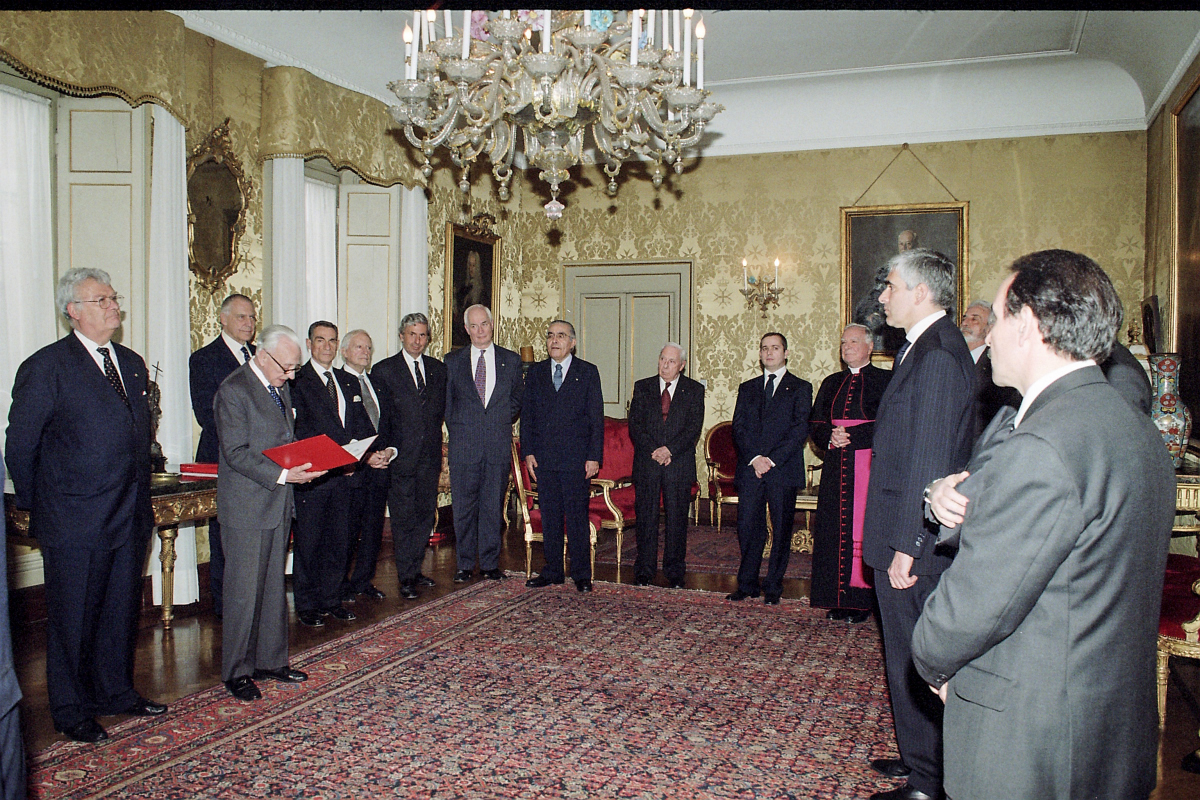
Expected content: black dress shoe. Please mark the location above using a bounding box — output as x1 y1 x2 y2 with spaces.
341 591 357 604
453 570 473 583
398 584 420 600
574 579 594 592
763 594 781 605
869 758 912 779
526 574 564 588
726 589 760 601
414 574 436 588
124 697 167 716
325 605 357 621
846 609 871 624
254 666 308 683
297 611 325 627
1182 749 1200 774
360 585 387 599
482 568 505 580
827 608 851 621
668 580 686 590
633 577 652 586
62 718 108 743
868 783 937 800
225 676 262 701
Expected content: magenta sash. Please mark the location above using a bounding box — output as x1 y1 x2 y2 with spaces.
833 419 873 589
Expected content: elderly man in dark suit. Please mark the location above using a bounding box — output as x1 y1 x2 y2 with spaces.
371 313 447 599
189 293 257 617
215 324 325 701
6 267 167 743
727 332 812 606
522 320 605 592
860 249 976 800
444 304 523 582
916 250 1175 800
628 342 705 589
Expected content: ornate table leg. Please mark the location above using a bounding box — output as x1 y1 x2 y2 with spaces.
157 525 178 630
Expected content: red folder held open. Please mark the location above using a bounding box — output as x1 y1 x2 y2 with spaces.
263 434 360 472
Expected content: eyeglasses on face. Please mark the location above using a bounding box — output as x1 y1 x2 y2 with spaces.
76 294 123 310
264 349 298 375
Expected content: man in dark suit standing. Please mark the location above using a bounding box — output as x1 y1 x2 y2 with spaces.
522 320 605 592
726 332 812 606
861 249 976 800
628 342 705 589
6 267 167 742
915 250 1174 800
444 304 523 582
215 325 324 701
189 293 257 617
290 321 379 627
338 329 392 603
370 313 447 599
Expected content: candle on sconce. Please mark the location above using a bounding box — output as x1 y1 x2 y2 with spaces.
647 9 655 48
445 9 453 38
743 258 748 291
503 10 510 19
696 18 705 90
426 9 436 42
462 11 472 59
674 10 681 53
403 23 414 80
543 10 552 52
774 258 780 285
583 10 591 29
683 9 692 86
661 9 669 49
631 10 641 66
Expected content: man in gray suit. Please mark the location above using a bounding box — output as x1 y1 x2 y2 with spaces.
444 304 523 582
915 250 1176 800
215 325 325 701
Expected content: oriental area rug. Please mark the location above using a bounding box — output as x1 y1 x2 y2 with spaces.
593 523 814 580
31 581 895 799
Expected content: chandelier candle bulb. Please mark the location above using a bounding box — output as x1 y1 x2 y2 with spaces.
584 10 591 29
674 10 681 53
683 10 692 86
543 10 552 52
462 11 471 59
662 9 669 49
403 24 414 80
426 9 436 42
696 19 705 89
775 258 780 285
648 9 655 48
632 10 641 66
444 9 452 38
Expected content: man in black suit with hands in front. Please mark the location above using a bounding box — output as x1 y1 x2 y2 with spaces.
6 267 167 743
860 248 976 800
370 313 447 599
727 332 812 606
189 293 257 617
628 342 705 588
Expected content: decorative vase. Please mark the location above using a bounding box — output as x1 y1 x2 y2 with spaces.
1149 353 1193 468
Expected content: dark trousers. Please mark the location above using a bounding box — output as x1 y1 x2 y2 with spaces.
449 458 508 572
633 470 691 583
343 468 390 594
537 468 592 582
875 569 944 797
387 458 440 587
42 536 146 730
293 477 351 612
208 517 225 615
221 521 290 682
734 476 797 596
0 706 24 800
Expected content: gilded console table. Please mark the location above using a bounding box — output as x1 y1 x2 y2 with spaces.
5 475 217 630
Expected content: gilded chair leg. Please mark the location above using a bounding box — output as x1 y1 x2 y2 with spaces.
1157 647 1169 727
716 501 722 531
616 529 623 569
526 539 533 579
590 524 597 578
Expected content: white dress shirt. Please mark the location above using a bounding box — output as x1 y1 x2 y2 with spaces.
901 310 948 365
222 331 253 363
471 344 497 406
74 330 124 393
551 353 573 385
1013 360 1095 429
658 375 679 398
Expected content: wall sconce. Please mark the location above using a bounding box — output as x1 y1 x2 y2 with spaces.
740 258 782 318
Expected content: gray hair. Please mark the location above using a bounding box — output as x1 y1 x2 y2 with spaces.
220 293 254 314
661 341 687 362
966 300 991 313
547 319 576 339
56 267 113 319
463 303 493 326
400 312 429 333
340 329 372 356
843 323 871 336
888 248 957 312
259 324 303 354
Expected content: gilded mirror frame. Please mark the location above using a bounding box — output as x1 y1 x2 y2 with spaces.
187 118 249 293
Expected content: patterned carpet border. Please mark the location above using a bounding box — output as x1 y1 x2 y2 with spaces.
593 524 813 580
31 580 897 800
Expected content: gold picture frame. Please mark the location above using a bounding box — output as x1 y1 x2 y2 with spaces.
444 215 502 352
1172 73 1200 421
186 119 250 294
840 202 969 352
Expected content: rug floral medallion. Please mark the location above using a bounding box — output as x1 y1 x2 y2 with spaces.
31 581 898 799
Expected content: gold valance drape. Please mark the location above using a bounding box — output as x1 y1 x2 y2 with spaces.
259 66 425 190
0 10 186 123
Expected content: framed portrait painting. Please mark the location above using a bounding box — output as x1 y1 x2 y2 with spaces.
1173 74 1200 422
840 202 969 353
444 220 501 352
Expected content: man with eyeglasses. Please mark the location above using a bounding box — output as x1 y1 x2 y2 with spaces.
214 324 326 702
6 268 168 743
189 293 258 619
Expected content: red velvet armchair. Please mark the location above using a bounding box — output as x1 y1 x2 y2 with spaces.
510 440 599 579
589 417 638 567
705 421 738 529
1158 553 1200 723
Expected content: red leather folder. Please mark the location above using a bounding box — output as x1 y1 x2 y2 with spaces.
180 462 219 477
263 434 359 472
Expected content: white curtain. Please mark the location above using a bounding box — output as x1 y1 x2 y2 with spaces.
400 184 430 318
267 157 307 335
146 105 198 605
304 178 339 327
0 84 56 452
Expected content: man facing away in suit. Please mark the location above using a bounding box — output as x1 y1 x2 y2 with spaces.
338 329 391 603
916 250 1175 800
445 304 523 582
628 342 705 589
370 313 447 599
523 320 605 592
6 267 167 743
215 324 325 701
726 332 812 606
861 249 976 800
189 293 257 618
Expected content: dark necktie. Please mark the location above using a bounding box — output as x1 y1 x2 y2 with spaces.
241 345 251 363
268 384 286 415
359 374 379 430
414 358 426 398
896 340 911 365
324 370 338 408
554 363 563 391
764 373 776 398
97 347 128 405
661 385 671 420
475 351 487 404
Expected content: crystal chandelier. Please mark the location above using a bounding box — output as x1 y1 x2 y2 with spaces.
389 9 723 219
